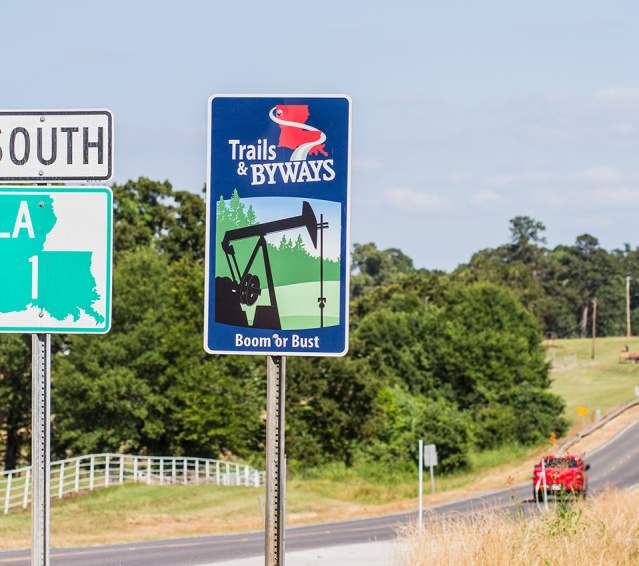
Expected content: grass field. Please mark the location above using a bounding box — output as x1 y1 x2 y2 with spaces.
548 336 639 422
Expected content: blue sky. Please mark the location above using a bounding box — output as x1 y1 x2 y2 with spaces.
4 1 638 270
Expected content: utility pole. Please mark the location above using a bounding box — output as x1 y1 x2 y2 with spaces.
626 276 632 338
591 298 598 360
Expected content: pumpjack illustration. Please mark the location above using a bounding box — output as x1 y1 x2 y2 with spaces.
216 201 328 330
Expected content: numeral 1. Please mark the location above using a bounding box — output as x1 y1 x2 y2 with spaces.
29 255 39 300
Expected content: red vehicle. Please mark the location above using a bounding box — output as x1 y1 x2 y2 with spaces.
533 455 590 499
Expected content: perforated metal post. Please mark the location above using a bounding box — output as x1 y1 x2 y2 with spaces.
265 356 286 566
32 334 51 566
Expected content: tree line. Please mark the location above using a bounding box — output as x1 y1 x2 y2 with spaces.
2 180 606 474
455 216 638 339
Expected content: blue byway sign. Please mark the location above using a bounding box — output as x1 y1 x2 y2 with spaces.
204 95 352 356
0 187 113 334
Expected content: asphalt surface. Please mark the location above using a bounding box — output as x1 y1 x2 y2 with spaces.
1 418 638 566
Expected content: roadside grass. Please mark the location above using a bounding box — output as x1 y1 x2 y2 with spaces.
1 337 638 549
396 487 639 566
548 336 639 422
0 483 265 549
0 443 541 550
290 442 539 504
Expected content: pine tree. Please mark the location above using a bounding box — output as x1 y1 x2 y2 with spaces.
246 205 257 226
294 234 306 255
228 189 246 228
216 196 228 238
216 195 227 222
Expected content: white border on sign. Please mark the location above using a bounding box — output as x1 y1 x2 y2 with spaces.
0 109 114 182
203 93 352 357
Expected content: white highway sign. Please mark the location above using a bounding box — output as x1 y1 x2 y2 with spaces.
0 110 113 181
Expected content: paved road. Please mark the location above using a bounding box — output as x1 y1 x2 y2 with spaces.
1 419 638 566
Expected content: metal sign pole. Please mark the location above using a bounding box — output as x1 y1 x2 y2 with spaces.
266 356 286 566
32 334 51 566
418 439 423 531
429 463 435 495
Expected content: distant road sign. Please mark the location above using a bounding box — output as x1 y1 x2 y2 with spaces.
424 444 438 467
0 187 113 333
0 110 113 181
204 94 352 356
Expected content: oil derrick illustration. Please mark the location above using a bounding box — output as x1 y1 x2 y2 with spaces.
215 201 328 330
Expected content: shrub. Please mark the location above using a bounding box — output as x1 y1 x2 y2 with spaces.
362 386 473 473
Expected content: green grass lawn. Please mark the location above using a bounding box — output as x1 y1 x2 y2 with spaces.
0 482 264 549
548 336 639 422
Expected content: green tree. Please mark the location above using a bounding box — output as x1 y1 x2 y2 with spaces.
364 386 473 472
246 205 257 226
112 177 174 255
293 234 305 254
0 335 31 469
278 235 292 252
53 249 174 456
286 356 383 467
160 189 206 262
227 189 247 228
508 216 547 264
351 243 415 297
352 275 566 453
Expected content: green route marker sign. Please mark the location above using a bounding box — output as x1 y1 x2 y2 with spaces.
0 186 112 334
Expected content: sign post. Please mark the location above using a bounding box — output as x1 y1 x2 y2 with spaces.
424 443 438 495
31 334 50 566
266 356 286 564
418 439 424 532
204 95 352 565
418 442 437 531
0 186 113 566
1 108 113 566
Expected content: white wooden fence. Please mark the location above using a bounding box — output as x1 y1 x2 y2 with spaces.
0 453 264 515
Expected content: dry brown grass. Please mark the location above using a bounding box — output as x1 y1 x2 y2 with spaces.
397 488 639 566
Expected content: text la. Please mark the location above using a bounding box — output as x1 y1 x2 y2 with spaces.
0 201 35 239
